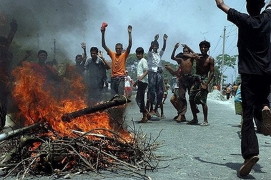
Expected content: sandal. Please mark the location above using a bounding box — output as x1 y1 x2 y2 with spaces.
200 122 209 126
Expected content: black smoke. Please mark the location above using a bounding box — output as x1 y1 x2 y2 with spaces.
0 0 109 63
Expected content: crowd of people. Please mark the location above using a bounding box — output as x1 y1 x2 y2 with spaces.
1 0 271 178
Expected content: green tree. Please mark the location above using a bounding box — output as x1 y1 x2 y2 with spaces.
216 54 237 69
214 54 237 87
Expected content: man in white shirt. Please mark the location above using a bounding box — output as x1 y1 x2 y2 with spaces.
135 47 150 122
147 34 168 117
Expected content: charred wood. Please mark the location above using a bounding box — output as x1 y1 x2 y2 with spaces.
62 95 130 122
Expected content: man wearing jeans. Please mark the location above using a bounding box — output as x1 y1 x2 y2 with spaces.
101 25 132 96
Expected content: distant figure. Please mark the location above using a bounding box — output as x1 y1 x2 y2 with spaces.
232 83 239 96
234 84 243 127
226 83 232 99
124 71 134 99
75 42 87 75
0 19 17 130
164 65 182 120
162 78 170 104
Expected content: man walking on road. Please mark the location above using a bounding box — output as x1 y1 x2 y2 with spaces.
187 40 214 126
215 0 271 177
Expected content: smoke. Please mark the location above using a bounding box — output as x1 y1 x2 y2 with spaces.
0 0 109 62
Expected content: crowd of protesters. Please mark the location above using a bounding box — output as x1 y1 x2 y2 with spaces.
1 1 271 177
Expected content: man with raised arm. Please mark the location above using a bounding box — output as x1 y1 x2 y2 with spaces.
215 0 271 177
187 40 214 126
147 34 168 118
171 43 198 122
101 25 132 97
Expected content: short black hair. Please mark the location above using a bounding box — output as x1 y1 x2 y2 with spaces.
246 0 265 6
136 47 144 54
152 40 159 47
75 54 82 59
38 50 48 56
183 47 190 52
199 40 211 48
115 43 123 48
246 0 265 16
90 47 98 53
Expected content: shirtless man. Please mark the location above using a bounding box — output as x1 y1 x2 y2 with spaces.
187 40 214 126
164 65 182 120
171 43 198 122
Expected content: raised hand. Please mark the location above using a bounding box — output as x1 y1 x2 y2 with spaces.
215 0 224 6
163 34 168 40
81 42 86 49
174 43 179 49
128 25 132 33
154 34 159 41
98 50 103 58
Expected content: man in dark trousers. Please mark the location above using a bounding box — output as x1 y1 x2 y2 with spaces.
215 0 271 177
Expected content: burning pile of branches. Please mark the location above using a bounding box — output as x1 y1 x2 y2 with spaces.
0 123 161 179
0 62 162 179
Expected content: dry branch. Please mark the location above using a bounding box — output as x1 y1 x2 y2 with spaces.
0 127 161 179
0 123 42 142
62 95 130 122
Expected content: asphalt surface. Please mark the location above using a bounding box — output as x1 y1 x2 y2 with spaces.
119 92 271 180
4 91 271 180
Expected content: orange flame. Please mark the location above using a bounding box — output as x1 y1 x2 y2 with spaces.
11 62 132 141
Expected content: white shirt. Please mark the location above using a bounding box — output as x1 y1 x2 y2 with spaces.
147 50 164 72
137 57 148 83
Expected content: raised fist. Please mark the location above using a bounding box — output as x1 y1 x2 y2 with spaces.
163 34 168 40
154 34 159 41
128 25 132 33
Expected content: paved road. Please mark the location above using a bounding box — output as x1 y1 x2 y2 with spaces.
120 91 271 180
5 91 271 180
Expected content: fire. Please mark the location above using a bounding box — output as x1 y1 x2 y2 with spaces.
11 62 132 141
29 142 41 151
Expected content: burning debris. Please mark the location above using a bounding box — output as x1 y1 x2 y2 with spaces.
0 124 160 179
0 61 161 179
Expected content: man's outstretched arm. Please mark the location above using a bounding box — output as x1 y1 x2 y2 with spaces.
215 0 230 14
126 25 132 54
101 27 110 53
161 34 168 51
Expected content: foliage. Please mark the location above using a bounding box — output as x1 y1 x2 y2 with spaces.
213 54 238 86
216 54 237 70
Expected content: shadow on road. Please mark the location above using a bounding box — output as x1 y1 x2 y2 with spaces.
194 156 267 179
